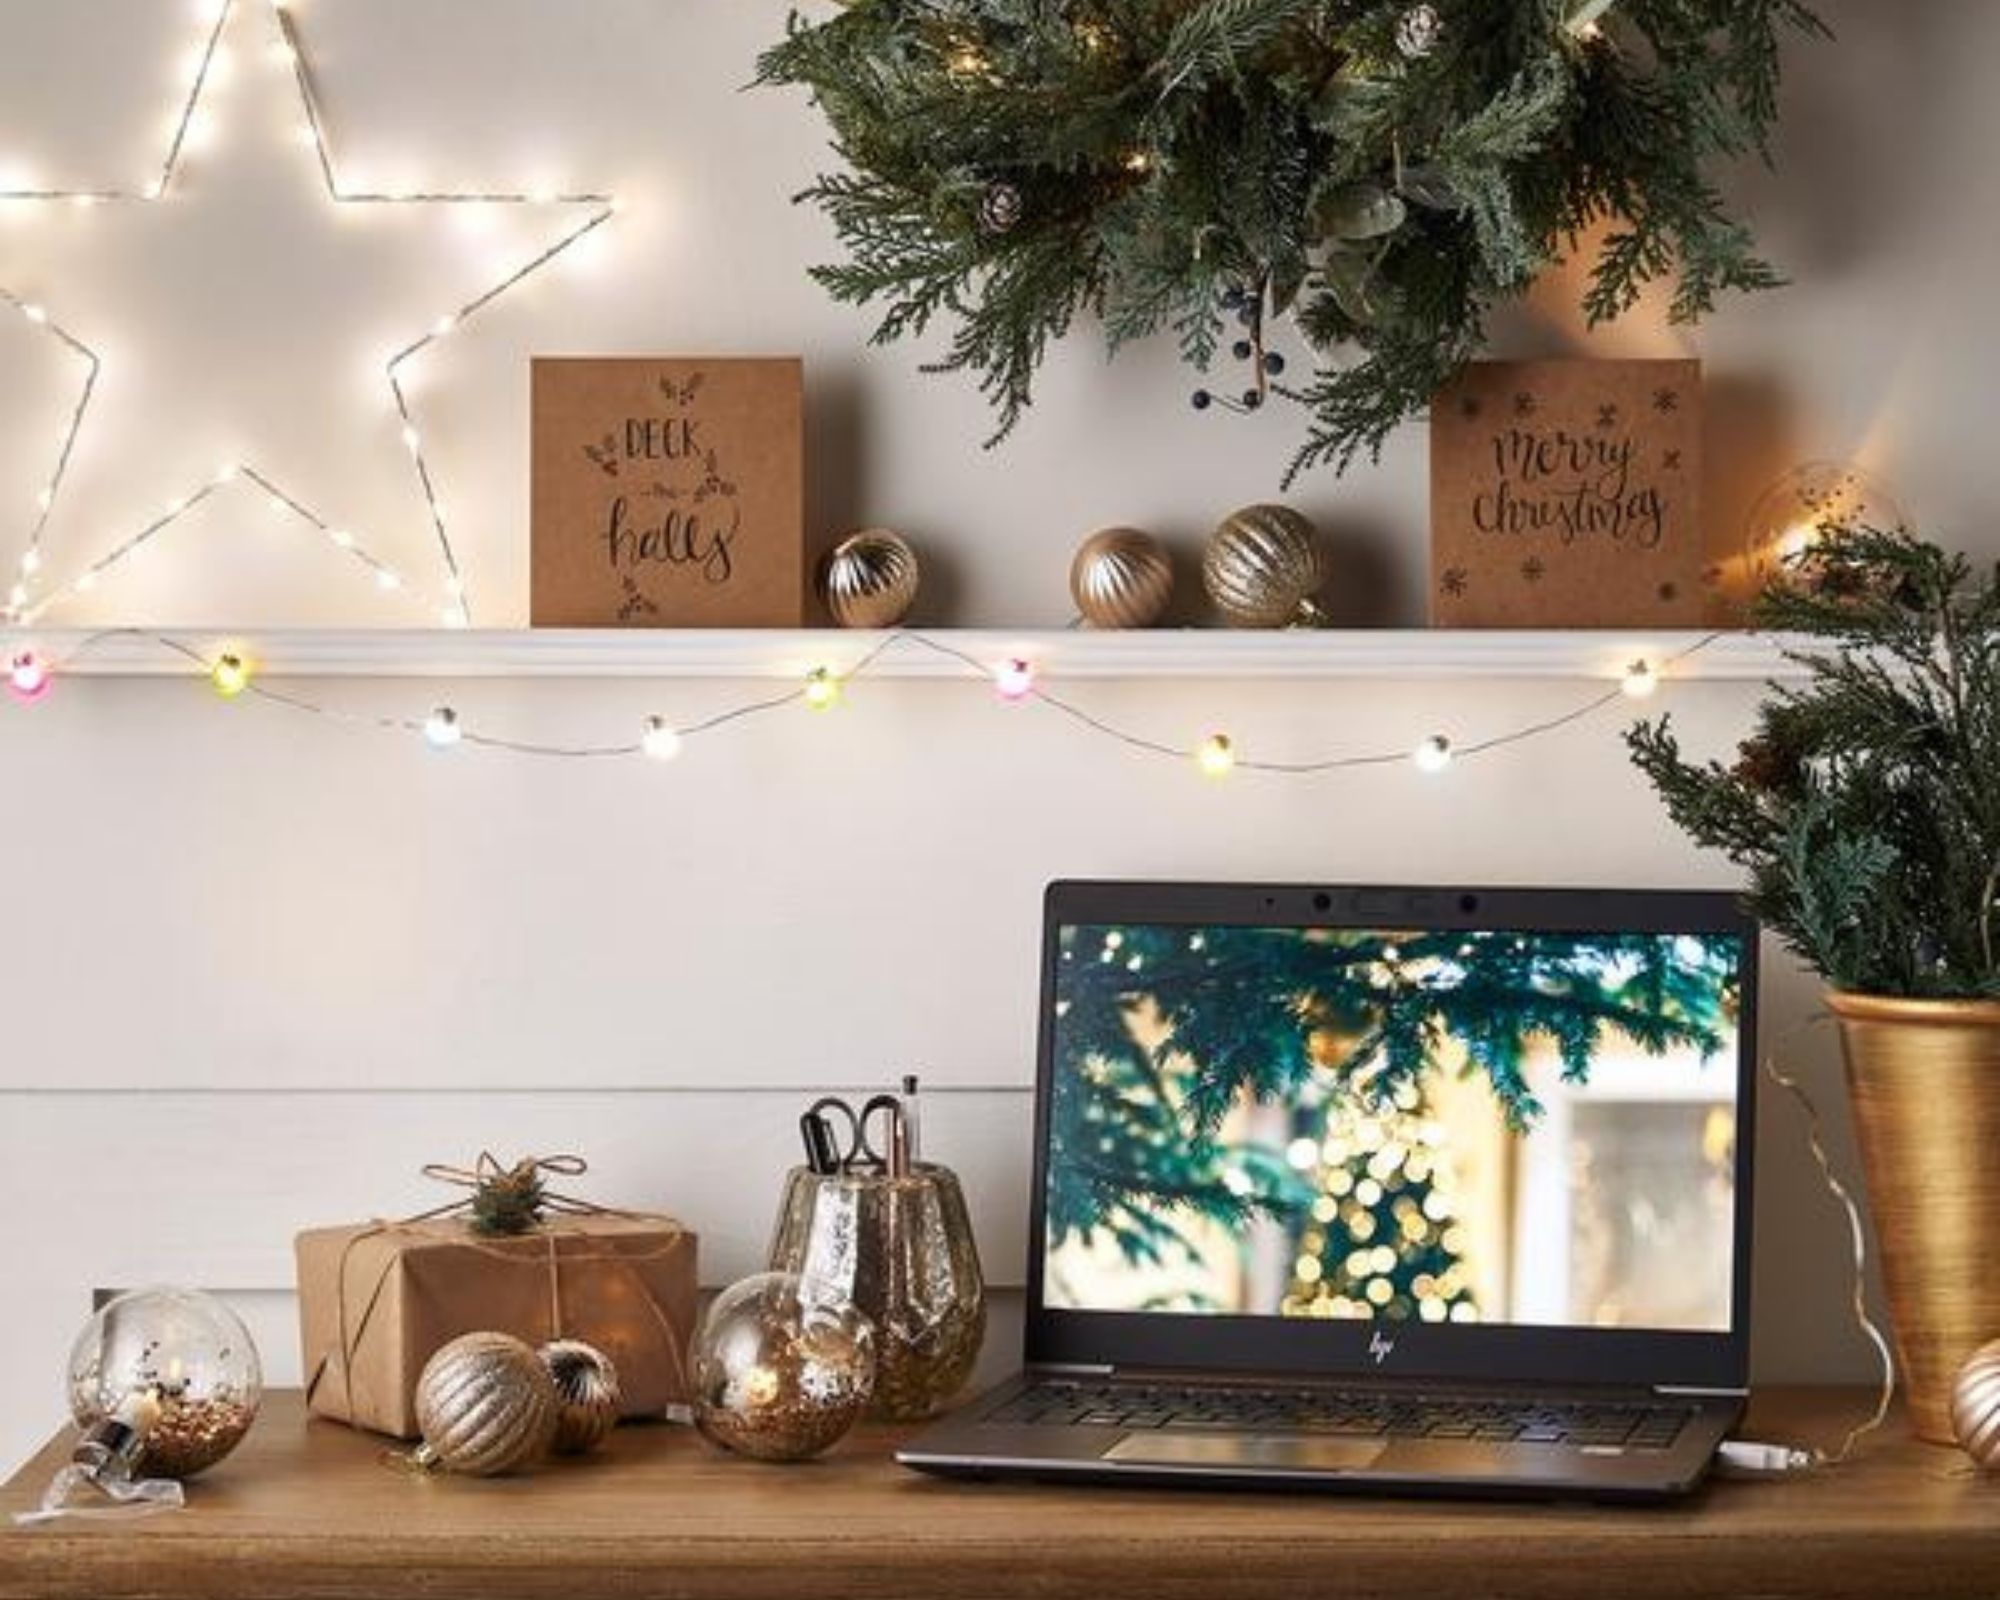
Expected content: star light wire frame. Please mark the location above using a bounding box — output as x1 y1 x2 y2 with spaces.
0 0 616 628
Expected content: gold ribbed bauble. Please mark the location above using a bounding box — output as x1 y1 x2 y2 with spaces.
1069 528 1174 628
538 1339 622 1456
1950 1340 2000 1468
413 1332 560 1477
1203 503 1324 628
819 530 920 628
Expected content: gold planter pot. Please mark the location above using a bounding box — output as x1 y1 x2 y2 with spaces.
1827 990 2000 1443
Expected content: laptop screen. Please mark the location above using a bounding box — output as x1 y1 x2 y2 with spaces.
1042 919 1745 1337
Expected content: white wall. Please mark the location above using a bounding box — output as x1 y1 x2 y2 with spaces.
3 0 1993 1475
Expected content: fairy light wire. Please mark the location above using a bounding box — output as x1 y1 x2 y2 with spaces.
1 0 615 629
17 626 1715 773
1763 1022 1897 1466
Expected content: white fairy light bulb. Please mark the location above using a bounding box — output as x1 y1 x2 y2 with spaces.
374 569 401 592
20 302 46 325
423 707 461 749
1413 735 1454 774
641 716 683 762
19 549 41 575
1196 733 1237 778
1621 658 1660 699
328 528 354 549
400 425 421 454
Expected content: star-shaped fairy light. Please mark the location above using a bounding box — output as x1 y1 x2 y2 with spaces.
0 0 612 626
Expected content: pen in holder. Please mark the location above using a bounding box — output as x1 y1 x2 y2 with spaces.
768 1086 985 1420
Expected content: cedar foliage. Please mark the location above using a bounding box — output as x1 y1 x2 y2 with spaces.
1628 529 2000 999
757 0 1825 481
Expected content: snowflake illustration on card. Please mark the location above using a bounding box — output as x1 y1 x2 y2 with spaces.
1429 360 1704 626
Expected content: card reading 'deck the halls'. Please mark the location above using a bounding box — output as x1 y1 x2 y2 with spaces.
531 357 804 626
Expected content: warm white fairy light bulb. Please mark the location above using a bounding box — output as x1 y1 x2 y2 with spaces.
20 303 46 325
1196 733 1237 778
1412 735 1454 774
19 549 40 576
1621 658 1660 699
423 707 461 749
374 568 401 591
642 716 683 762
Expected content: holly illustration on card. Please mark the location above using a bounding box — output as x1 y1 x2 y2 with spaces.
1429 360 1702 627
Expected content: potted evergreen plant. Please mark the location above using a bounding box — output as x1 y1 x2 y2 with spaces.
1628 527 2000 1441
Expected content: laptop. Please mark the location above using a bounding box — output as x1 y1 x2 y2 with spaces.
900 880 1757 1500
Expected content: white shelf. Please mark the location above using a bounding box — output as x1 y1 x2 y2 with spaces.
1 626 1802 681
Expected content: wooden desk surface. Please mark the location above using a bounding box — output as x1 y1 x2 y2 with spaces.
2 1389 1994 1599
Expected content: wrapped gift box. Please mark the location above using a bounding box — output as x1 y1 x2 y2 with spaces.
297 1212 697 1439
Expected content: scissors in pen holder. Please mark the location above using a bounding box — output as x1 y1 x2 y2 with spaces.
799 1093 911 1178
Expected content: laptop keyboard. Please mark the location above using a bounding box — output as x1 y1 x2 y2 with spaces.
988 1380 1692 1451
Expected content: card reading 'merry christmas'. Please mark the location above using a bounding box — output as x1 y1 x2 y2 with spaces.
1429 359 1704 628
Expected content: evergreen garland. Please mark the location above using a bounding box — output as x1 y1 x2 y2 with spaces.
757 0 1825 480
1629 529 2000 999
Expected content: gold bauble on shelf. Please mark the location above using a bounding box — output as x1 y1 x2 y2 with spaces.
1070 527 1174 628
414 1332 560 1477
1950 1338 2000 1469
1203 503 1324 627
538 1339 622 1456
819 530 920 628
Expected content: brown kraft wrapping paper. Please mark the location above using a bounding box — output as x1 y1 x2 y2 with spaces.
296 1213 697 1439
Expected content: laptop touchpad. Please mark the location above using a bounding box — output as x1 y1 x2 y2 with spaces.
1104 1434 1389 1473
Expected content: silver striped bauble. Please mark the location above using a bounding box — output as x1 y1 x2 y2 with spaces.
538 1339 622 1456
819 530 920 628
414 1332 560 1477
1203 503 1324 627
1950 1338 2000 1469
1069 528 1173 628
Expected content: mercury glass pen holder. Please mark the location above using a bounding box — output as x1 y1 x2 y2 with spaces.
766 1163 986 1421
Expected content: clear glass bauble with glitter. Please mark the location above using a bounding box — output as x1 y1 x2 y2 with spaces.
67 1287 263 1479
691 1272 875 1462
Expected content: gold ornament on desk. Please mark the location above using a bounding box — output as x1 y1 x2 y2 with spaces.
1070 527 1174 628
1203 504 1324 627
819 530 921 628
538 1339 622 1456
1950 1338 2000 1469
690 1272 876 1462
413 1332 560 1477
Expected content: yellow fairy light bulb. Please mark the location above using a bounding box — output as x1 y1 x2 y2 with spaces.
210 652 251 698
1196 733 1236 778
641 715 683 762
1412 734 1453 774
1121 149 1153 174
802 666 841 711
1621 658 1660 699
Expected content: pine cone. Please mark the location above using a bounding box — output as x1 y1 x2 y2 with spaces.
1395 4 1442 59
978 181 1024 235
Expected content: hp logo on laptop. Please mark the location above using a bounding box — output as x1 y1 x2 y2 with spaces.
1368 1331 1396 1365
